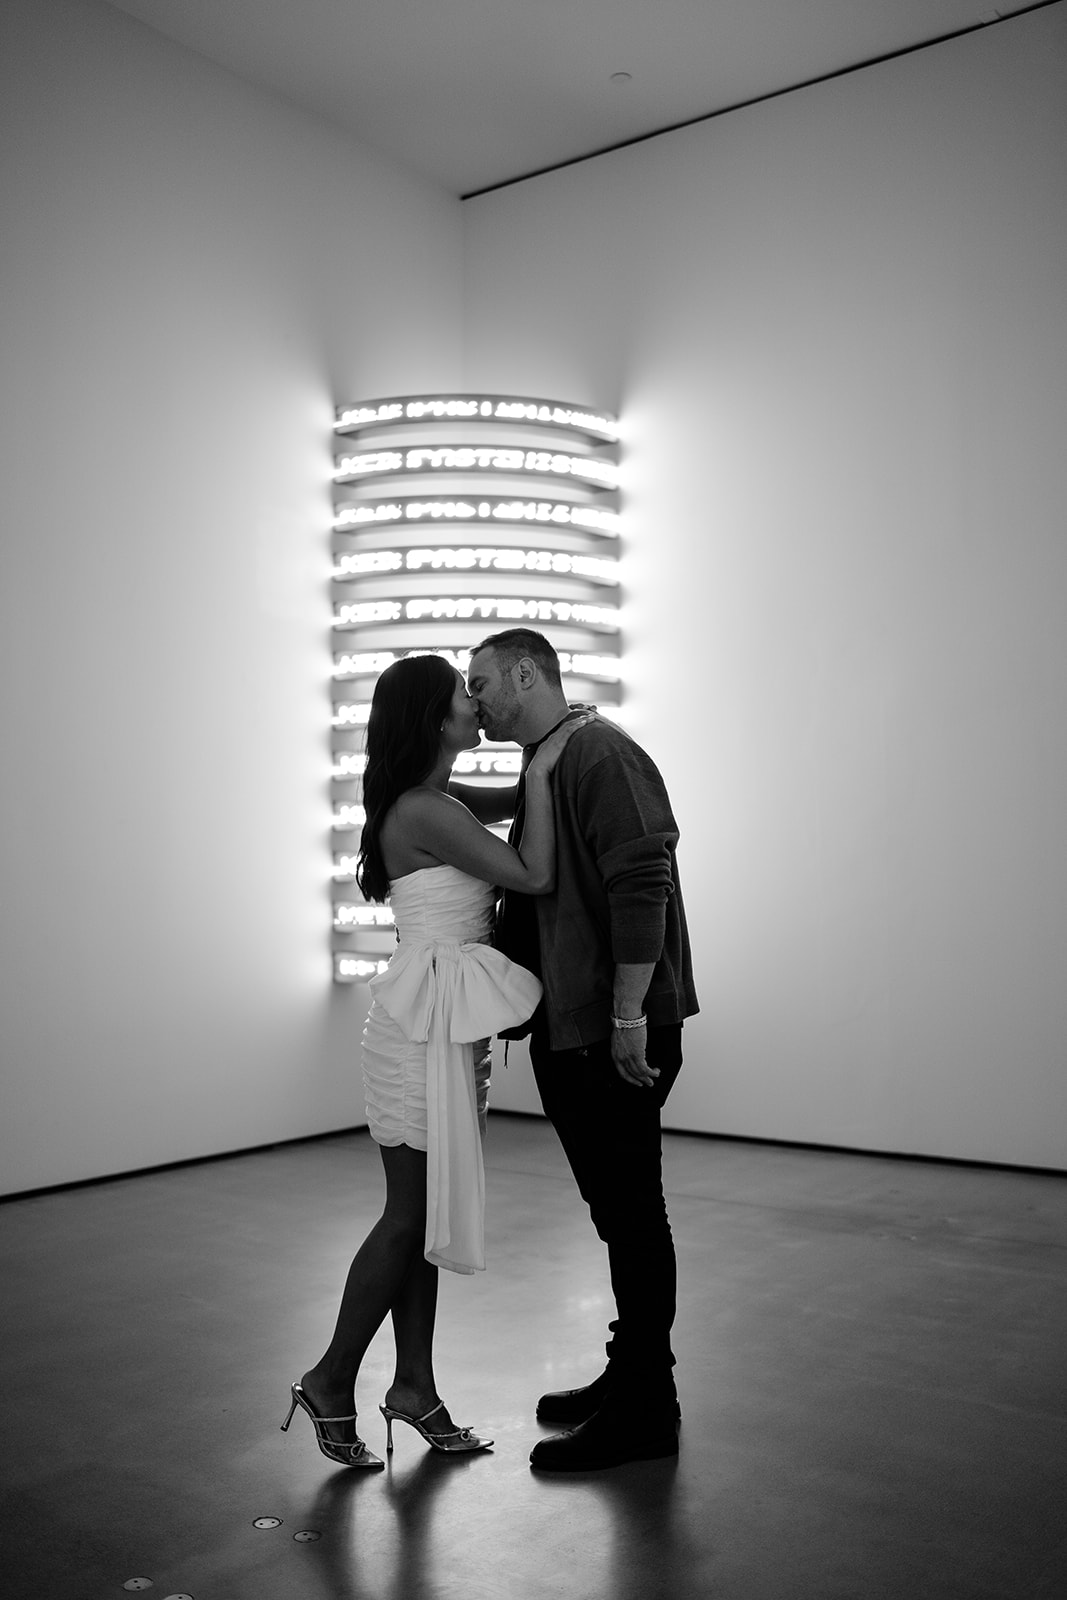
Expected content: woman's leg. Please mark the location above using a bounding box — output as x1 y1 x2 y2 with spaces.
384 1250 442 1417
380 1039 493 1427
300 1142 430 1440
381 1242 480 1438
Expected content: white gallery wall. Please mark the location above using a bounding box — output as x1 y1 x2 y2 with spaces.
466 6 1067 1169
0 0 461 1195
3 1 1065 1194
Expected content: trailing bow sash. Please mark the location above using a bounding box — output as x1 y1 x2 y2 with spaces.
370 940 542 1272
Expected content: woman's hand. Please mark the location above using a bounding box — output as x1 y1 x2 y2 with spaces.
526 713 594 780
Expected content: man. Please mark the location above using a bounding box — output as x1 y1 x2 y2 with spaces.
466 628 699 1471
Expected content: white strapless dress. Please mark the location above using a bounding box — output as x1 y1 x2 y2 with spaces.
361 864 542 1274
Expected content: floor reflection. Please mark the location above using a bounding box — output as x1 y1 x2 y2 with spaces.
299 1447 490 1600
533 1453 693 1600
299 1468 382 1600
383 1451 487 1600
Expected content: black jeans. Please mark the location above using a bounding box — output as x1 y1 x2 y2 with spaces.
529 1020 684 1392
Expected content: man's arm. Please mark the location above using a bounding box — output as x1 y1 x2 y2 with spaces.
446 780 518 825
573 742 679 1088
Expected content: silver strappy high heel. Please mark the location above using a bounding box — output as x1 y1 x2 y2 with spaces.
379 1399 492 1454
282 1382 384 1469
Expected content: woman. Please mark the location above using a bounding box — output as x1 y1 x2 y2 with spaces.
283 653 587 1468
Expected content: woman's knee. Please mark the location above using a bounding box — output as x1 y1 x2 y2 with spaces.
376 1209 424 1256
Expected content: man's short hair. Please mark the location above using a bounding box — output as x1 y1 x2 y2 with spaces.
471 628 563 688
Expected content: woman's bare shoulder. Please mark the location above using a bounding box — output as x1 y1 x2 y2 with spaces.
392 786 467 819
388 786 473 841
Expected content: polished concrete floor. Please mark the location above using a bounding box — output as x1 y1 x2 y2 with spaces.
2 1115 1065 1600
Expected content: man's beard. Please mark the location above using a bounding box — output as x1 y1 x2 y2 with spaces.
482 685 521 742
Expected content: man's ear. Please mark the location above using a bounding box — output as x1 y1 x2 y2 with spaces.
515 656 538 691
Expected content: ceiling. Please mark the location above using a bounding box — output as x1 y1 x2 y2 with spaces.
104 0 1039 196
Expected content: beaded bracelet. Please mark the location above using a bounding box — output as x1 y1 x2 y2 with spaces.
611 1013 647 1030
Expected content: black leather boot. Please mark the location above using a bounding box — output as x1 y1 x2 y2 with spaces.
535 1364 615 1426
530 1399 680 1473
534 1312 684 1427
536 1366 683 1426
536 1324 682 1427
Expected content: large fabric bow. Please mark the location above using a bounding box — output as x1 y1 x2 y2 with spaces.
370 941 542 1273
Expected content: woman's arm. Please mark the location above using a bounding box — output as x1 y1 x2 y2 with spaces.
446 780 518 825
392 784 555 892
393 718 590 893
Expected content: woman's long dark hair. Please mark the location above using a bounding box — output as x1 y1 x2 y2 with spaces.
355 654 457 902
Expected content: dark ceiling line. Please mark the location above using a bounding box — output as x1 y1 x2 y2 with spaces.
460 0 1061 201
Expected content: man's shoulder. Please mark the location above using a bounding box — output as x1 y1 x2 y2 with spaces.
571 713 650 762
563 714 666 786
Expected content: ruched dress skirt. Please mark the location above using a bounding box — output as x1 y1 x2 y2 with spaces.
361 864 542 1274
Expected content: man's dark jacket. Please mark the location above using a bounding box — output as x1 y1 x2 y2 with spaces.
499 714 699 1051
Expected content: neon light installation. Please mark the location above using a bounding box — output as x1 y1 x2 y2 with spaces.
330 392 621 983
332 499 620 536
335 393 618 442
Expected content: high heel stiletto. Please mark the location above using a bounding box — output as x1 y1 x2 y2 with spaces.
281 1383 384 1469
379 1400 493 1455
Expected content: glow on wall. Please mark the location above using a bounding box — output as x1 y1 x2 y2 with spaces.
330 394 622 982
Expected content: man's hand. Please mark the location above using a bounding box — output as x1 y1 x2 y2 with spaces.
610 1023 659 1088
611 961 657 1086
